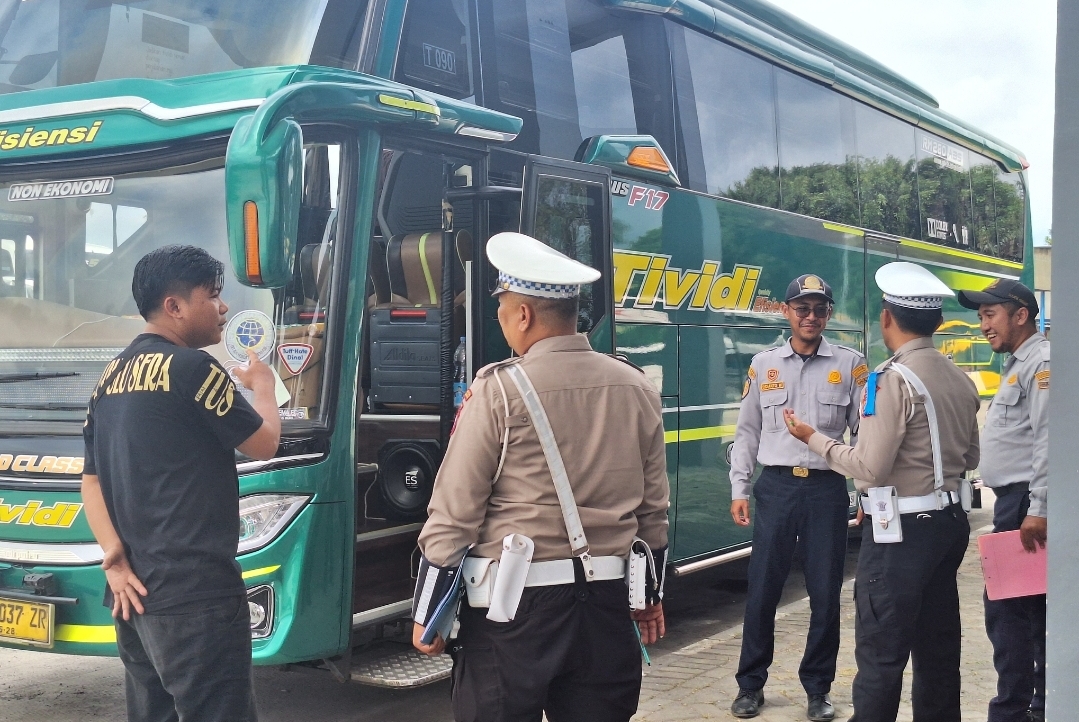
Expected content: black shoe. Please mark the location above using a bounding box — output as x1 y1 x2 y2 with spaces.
807 693 835 721
731 688 764 718
1027 710 1045 722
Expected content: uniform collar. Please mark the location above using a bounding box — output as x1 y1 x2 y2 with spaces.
1009 332 1046 361
778 336 833 358
524 333 593 356
893 336 936 358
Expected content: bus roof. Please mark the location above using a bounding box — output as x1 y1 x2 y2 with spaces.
607 0 1029 172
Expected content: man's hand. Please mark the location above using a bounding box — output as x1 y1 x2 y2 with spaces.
233 348 275 393
782 409 816 444
631 602 665 645
1019 515 1047 553
412 622 446 656
102 547 147 621
731 499 751 527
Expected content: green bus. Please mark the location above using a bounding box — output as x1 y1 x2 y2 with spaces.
0 0 1028 681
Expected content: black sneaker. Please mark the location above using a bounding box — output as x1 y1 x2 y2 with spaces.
731 688 764 718
807 693 835 721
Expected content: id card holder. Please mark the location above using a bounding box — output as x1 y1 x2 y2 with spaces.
867 486 903 543
627 548 648 610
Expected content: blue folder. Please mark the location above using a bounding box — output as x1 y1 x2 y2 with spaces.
420 560 466 646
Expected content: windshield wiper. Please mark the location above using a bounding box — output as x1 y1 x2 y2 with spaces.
0 372 81 384
0 402 87 410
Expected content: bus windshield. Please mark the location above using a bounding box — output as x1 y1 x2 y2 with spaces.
0 0 331 93
0 139 348 433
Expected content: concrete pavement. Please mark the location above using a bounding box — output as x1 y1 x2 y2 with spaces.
633 505 999 721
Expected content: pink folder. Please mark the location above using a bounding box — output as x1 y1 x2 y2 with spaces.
979 530 1047 601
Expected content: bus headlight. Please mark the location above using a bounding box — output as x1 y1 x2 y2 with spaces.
238 494 309 554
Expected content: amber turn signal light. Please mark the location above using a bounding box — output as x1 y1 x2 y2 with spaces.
626 146 672 173
243 201 262 284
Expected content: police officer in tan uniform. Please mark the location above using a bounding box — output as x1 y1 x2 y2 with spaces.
784 262 980 722
411 233 670 722
729 274 867 722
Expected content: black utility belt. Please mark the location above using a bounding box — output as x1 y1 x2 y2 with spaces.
765 465 839 478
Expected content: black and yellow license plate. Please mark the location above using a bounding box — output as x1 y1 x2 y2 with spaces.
0 596 54 648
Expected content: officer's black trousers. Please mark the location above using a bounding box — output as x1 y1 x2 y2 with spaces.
736 467 850 696
985 482 1046 722
449 578 641 722
850 505 969 722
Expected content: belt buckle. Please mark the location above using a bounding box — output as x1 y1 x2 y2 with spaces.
793 466 809 478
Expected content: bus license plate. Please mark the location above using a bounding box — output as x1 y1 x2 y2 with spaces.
0 596 54 648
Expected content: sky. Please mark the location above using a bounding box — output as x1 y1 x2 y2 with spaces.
766 0 1057 246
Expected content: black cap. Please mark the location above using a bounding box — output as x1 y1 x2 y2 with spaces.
785 274 833 303
957 279 1039 316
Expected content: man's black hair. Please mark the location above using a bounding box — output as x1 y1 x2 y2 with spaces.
883 299 942 337
530 296 579 327
1001 300 1039 327
132 245 225 320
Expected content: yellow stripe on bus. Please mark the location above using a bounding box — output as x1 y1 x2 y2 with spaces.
822 222 865 237
55 624 116 644
242 565 281 580
376 94 440 116
898 238 1024 269
664 425 738 444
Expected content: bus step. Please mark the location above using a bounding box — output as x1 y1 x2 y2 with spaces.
351 648 452 688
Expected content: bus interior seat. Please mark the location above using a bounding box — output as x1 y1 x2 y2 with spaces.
368 152 472 409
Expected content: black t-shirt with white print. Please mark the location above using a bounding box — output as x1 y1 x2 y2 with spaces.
84 333 264 612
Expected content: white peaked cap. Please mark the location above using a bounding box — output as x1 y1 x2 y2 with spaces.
486 232 601 299
875 261 955 310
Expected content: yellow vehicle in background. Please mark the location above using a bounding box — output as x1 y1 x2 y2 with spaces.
938 320 1001 399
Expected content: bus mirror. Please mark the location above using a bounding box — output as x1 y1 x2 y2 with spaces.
225 114 303 288
575 135 680 188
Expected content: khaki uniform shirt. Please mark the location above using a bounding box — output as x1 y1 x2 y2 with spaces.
808 337 980 496
980 333 1050 517
418 334 670 566
730 337 868 499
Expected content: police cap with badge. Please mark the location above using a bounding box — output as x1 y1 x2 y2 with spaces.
785 274 834 303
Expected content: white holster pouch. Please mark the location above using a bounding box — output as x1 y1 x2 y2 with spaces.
867 486 903 543
462 557 496 608
958 478 973 513
627 538 655 610
486 534 534 622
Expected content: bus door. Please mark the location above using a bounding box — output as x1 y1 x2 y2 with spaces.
476 154 614 368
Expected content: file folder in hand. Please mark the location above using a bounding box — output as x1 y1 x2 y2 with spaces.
420 561 465 646
979 530 1047 601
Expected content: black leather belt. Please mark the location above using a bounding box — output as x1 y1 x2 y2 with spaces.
765 465 840 478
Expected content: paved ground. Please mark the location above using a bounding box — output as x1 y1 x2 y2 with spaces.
633 505 998 722
0 506 999 721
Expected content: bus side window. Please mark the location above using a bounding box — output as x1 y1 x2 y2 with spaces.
476 0 675 166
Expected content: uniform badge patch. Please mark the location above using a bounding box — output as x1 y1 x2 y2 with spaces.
766 368 779 382
1007 374 1018 385
747 366 756 380
1035 369 1050 390
743 379 751 399
760 382 784 392
827 370 842 384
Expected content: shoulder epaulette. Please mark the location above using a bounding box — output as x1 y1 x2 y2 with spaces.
831 344 864 358
607 353 645 374
476 356 523 378
1039 343 1050 363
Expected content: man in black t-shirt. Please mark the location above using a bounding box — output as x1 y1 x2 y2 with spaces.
82 246 281 722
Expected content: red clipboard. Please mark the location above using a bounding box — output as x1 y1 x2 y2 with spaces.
979 530 1047 601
